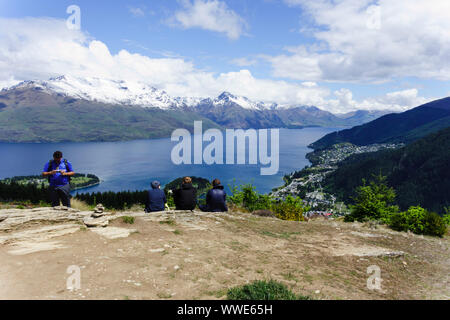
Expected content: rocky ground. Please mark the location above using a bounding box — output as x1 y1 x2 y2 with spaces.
0 207 448 300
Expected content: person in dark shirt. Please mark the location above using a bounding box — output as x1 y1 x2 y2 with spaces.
42 151 75 208
145 181 167 213
172 177 197 211
200 179 228 212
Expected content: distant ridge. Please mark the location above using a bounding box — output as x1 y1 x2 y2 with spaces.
310 97 450 150
0 76 396 143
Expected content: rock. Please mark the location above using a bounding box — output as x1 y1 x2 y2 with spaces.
0 224 81 255
53 206 69 211
0 216 7 223
92 212 105 218
92 204 106 217
83 216 109 228
90 227 136 239
94 204 105 212
0 208 91 231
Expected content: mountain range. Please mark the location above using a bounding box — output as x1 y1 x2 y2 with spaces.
310 97 450 150
0 75 393 143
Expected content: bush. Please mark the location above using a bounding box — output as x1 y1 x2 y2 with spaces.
227 280 310 300
389 206 447 237
271 196 306 222
228 183 274 212
443 214 450 226
228 183 308 221
443 207 450 226
347 174 398 223
423 211 447 237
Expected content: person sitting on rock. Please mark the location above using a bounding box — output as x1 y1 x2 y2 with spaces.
145 181 167 213
172 177 197 211
42 151 75 208
199 179 228 212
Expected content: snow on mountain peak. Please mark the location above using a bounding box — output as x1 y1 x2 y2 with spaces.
4 76 280 111
6 75 200 110
213 91 273 110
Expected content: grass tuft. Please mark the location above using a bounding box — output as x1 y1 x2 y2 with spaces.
227 280 311 300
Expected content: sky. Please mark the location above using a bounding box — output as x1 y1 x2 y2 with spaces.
1 0 450 113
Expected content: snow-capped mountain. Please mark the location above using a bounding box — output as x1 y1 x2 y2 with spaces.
3 76 281 111
0 75 397 143
204 92 277 111
5 75 201 110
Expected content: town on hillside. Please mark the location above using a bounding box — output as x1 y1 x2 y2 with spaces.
271 143 404 217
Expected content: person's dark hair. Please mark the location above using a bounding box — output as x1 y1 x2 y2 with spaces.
53 151 63 159
212 179 221 187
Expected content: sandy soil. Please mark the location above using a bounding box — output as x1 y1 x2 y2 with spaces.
0 210 448 300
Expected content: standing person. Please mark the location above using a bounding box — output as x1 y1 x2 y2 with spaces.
200 179 228 212
172 177 197 211
42 151 75 208
145 181 167 213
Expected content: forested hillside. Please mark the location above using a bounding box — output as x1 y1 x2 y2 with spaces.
322 127 450 213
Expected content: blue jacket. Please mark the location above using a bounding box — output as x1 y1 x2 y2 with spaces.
205 185 228 212
145 188 167 212
43 159 73 187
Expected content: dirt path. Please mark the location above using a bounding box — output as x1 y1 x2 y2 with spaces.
0 209 448 300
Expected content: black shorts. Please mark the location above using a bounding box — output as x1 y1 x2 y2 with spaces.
49 184 71 207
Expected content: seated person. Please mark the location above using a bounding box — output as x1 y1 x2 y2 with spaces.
172 177 197 211
145 181 167 213
200 179 228 212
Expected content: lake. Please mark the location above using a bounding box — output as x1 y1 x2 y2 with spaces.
0 127 337 195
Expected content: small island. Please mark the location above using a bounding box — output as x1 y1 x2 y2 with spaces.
0 173 101 192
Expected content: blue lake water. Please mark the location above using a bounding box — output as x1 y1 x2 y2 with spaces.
0 127 337 195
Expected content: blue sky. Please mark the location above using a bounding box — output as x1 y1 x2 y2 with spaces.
1 0 450 112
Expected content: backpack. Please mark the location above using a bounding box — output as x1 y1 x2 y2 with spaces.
47 159 72 183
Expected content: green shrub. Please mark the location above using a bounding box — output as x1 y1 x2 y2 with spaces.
121 216 135 224
347 174 398 223
443 214 450 226
271 195 306 221
389 206 447 237
228 183 308 221
227 280 310 300
228 183 274 212
423 211 447 237
443 207 450 226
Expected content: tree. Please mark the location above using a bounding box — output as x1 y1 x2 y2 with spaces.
346 174 398 222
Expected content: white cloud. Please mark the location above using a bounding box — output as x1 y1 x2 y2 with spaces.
0 17 431 113
322 88 431 113
173 0 247 40
128 7 146 17
230 57 257 67
273 0 450 82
